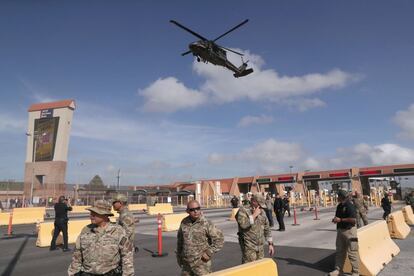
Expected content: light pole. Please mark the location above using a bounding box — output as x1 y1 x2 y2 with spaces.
289 165 293 175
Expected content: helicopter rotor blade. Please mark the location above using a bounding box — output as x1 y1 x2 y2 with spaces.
170 20 208 41
218 45 244 56
181 50 192 56
213 19 249 42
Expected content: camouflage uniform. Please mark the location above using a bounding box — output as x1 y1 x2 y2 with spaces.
352 196 368 228
68 200 134 276
117 208 135 244
176 215 224 276
236 205 273 264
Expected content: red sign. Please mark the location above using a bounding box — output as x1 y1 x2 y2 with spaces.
360 170 382 176
278 176 294 182
329 172 349 178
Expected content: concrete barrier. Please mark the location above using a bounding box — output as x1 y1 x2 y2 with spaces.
13 207 46 213
229 208 239 221
0 212 10 226
148 204 173 215
128 204 147 212
70 205 91 213
162 213 187 231
206 258 278 276
343 220 400 276
36 219 90 247
402 206 414 225
387 210 411 239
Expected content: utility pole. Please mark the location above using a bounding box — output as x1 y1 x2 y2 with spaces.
116 169 121 191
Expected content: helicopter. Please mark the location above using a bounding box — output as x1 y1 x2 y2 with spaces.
170 19 253 78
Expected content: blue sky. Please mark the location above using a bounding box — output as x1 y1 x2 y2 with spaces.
1 1 414 186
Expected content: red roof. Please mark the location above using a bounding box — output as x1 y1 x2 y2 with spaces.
28 99 76 112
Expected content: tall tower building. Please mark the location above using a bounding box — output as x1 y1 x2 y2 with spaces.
23 99 76 203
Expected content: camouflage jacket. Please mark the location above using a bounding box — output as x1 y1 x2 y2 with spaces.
68 223 134 276
118 207 135 243
176 215 224 266
352 197 367 213
236 206 273 251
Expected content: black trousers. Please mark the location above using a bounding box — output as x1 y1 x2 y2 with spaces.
50 219 69 249
383 210 391 220
275 210 285 230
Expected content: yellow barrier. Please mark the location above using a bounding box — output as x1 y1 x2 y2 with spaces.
162 213 187 231
344 220 400 276
128 204 147 211
70 205 91 213
148 204 173 215
36 219 90 247
0 212 10 226
206 258 278 276
387 210 411 239
402 206 414 225
229 208 239 221
13 207 46 213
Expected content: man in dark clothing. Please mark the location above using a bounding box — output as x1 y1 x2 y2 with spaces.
273 193 285 231
329 190 359 276
50 195 72 251
381 193 392 220
231 196 239 208
283 195 291 217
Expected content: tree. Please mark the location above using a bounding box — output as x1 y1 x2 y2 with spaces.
88 175 105 190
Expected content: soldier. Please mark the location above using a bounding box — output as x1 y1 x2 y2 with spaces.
329 190 359 276
352 191 368 228
112 194 136 245
236 194 274 264
176 200 224 276
68 200 134 276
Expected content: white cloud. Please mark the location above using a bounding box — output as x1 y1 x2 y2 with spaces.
394 104 414 140
139 77 207 113
208 138 306 173
0 112 26 133
282 98 326 112
331 143 414 167
238 114 274 127
139 49 360 112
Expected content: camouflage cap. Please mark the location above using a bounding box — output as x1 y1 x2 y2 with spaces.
251 194 267 209
86 200 114 216
112 193 128 203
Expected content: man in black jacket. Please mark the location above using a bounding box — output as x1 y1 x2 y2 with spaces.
381 193 392 220
50 195 72 251
274 193 285 231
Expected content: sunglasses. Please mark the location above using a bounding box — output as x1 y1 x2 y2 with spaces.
188 207 201 212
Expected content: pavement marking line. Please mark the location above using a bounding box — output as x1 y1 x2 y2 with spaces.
207 258 278 276
343 220 400 276
387 210 411 239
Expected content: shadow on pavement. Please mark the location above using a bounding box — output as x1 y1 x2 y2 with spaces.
1 236 29 276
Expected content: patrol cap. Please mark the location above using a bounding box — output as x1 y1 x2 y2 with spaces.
112 193 128 204
337 189 348 199
251 194 267 209
86 200 114 216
